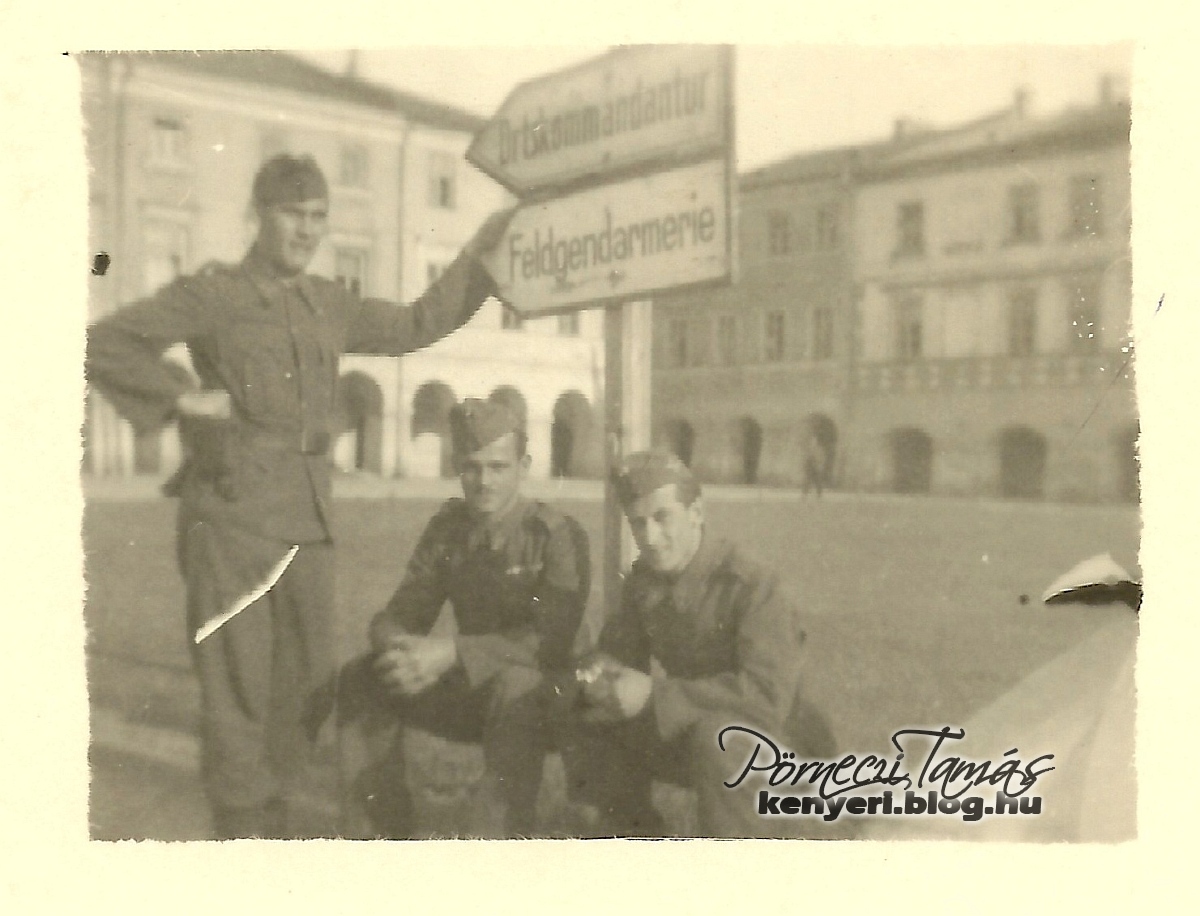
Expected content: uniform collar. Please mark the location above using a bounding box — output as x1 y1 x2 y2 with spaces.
641 529 729 612
241 250 322 315
466 495 533 552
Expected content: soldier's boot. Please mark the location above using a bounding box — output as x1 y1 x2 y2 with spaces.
341 760 417 839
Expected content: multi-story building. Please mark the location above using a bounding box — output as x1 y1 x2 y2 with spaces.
847 89 1134 501
651 145 874 486
651 83 1135 501
82 51 604 481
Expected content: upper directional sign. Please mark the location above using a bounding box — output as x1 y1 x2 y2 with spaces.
467 45 732 196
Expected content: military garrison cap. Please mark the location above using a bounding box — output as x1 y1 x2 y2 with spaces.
450 398 523 455
253 154 329 207
614 447 700 505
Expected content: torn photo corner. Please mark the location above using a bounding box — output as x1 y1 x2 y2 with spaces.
1042 552 1142 611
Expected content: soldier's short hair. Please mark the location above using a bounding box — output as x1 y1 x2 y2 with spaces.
614 447 701 507
253 154 329 207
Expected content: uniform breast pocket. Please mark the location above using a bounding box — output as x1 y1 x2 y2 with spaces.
227 338 299 420
497 562 541 625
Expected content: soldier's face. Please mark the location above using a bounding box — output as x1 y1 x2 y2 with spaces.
255 198 329 275
624 483 704 574
458 433 529 516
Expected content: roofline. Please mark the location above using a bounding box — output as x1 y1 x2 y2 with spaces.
858 108 1131 183
737 100 1129 190
100 50 487 133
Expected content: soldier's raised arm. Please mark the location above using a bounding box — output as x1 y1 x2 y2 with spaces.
344 207 515 356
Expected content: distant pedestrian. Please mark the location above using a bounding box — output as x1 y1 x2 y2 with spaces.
85 154 513 838
801 434 828 497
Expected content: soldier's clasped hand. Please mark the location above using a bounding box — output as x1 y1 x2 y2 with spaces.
576 656 652 721
374 634 457 696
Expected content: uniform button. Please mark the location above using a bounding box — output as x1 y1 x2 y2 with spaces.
285 372 293 379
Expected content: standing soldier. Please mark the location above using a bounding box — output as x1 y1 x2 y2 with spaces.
567 448 834 837
337 398 590 838
84 154 513 839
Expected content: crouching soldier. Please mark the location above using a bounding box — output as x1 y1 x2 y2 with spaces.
565 448 835 837
337 399 589 838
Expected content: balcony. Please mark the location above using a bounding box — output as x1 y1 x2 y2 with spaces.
854 351 1131 393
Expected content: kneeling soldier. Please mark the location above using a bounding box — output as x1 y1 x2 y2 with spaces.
566 448 834 837
338 399 589 838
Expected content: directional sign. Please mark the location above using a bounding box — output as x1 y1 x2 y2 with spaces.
482 158 731 315
467 45 732 196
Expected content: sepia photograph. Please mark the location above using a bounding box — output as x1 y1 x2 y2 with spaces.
73 42 1143 845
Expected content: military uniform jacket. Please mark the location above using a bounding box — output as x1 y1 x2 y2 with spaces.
86 249 497 544
370 497 590 689
599 533 805 742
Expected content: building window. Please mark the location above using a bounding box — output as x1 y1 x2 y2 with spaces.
716 315 738 366
812 307 834 360
667 318 688 368
427 150 457 209
895 295 923 359
1068 280 1102 351
895 201 925 257
1067 175 1104 237
150 116 187 166
335 248 369 297
689 319 710 366
1007 184 1041 244
767 211 791 256
1007 288 1038 356
501 307 524 330
815 205 840 250
793 212 814 254
764 311 786 362
340 143 369 188
557 313 581 336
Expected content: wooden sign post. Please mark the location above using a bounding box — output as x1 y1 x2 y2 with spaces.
469 45 736 626
603 300 653 611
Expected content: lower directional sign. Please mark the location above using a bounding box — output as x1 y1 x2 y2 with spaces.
482 158 732 315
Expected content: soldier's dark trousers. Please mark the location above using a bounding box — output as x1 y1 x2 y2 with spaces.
563 710 773 837
185 538 335 839
564 698 839 838
336 657 549 839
